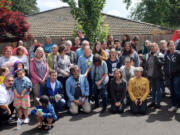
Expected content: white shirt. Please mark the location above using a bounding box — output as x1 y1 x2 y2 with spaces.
0 84 14 105
50 82 56 91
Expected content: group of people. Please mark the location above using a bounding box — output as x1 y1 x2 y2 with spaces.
0 30 180 130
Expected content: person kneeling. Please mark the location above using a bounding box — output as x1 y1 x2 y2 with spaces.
128 67 149 114
110 69 126 113
66 65 91 115
31 95 57 130
42 70 66 113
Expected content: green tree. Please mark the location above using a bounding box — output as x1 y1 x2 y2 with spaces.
11 0 39 15
61 0 109 43
124 0 180 28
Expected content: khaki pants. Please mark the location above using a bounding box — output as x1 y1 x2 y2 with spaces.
69 102 91 115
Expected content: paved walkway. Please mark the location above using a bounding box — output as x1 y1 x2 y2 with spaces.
0 94 180 135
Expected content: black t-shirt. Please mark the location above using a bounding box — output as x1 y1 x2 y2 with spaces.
74 79 82 99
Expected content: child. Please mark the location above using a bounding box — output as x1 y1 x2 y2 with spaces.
0 67 10 84
42 70 66 113
13 61 29 77
31 95 57 130
13 69 32 124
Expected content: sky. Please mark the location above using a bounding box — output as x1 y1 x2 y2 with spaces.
36 0 141 18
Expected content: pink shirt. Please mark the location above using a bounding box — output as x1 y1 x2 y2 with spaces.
13 47 29 56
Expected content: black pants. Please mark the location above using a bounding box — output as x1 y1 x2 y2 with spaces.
130 100 147 114
0 102 14 123
57 76 68 101
111 103 124 113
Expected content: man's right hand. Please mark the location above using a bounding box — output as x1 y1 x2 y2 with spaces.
74 100 80 105
7 109 11 115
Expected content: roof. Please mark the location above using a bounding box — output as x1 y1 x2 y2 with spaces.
26 7 172 38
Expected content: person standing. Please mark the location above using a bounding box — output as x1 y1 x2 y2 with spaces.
165 40 180 114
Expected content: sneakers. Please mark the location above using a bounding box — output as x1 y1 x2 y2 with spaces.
148 103 155 108
176 108 180 114
168 106 177 112
23 118 30 124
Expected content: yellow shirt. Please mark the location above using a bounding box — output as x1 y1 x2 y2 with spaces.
0 76 5 85
128 77 149 102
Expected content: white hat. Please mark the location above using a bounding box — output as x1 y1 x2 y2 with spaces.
134 67 143 72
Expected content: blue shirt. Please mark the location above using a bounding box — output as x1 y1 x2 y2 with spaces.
44 43 54 53
13 76 32 95
31 103 57 120
76 48 84 59
66 75 89 106
78 54 93 74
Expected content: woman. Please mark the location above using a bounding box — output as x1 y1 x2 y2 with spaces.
120 42 140 67
30 47 49 106
47 44 59 71
15 46 29 71
0 46 18 73
121 34 130 48
110 69 126 113
93 41 108 61
120 57 135 84
13 40 29 56
106 48 121 99
54 45 71 100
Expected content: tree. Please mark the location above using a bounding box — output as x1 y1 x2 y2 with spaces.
12 0 39 15
61 0 109 43
124 0 180 28
0 0 31 42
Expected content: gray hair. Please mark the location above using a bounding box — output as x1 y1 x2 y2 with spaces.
52 44 58 49
82 40 89 47
35 47 45 58
65 40 72 46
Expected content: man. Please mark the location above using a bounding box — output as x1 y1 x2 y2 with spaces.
128 67 149 114
66 65 91 115
78 46 93 100
71 37 81 52
84 54 109 113
43 70 66 113
65 40 77 64
165 40 180 114
44 36 54 54
0 75 14 124
145 43 164 109
131 36 139 50
76 40 90 59
76 30 89 45
160 40 168 55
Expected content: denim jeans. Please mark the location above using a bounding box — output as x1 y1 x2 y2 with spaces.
93 82 107 109
168 76 180 108
52 98 66 113
150 78 162 105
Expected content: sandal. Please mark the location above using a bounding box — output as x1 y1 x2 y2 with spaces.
37 124 43 129
44 125 53 130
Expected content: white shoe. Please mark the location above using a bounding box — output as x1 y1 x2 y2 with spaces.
168 106 177 112
23 118 30 124
176 108 180 114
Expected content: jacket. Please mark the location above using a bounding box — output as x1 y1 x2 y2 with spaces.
66 75 89 106
30 58 49 84
42 78 64 104
144 52 164 79
164 50 180 78
110 79 126 103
